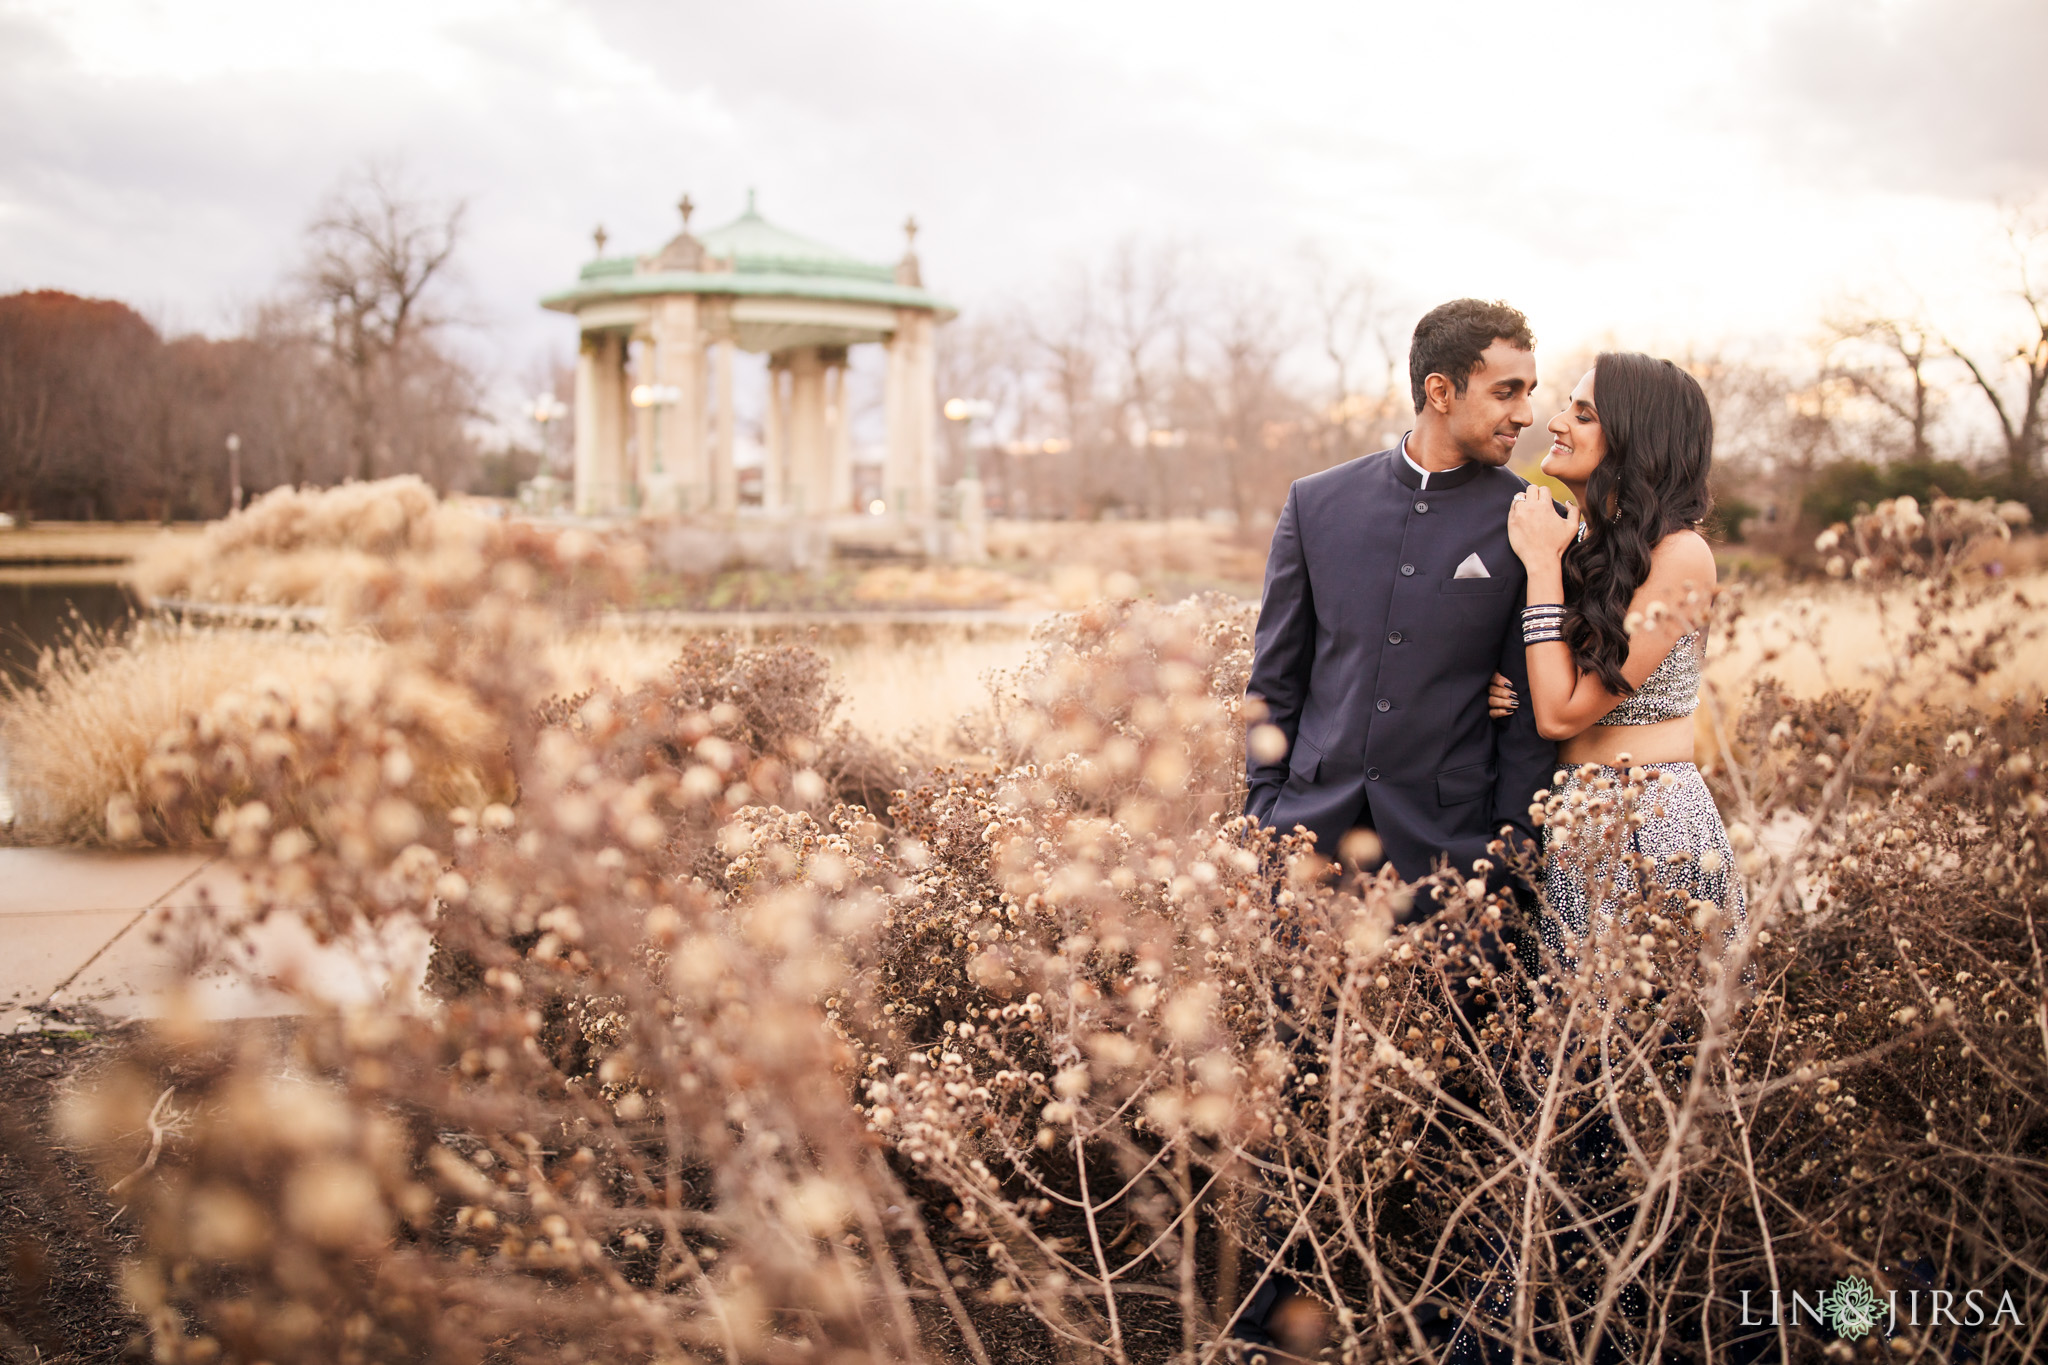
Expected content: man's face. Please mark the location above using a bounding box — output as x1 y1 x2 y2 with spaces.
1445 341 1537 467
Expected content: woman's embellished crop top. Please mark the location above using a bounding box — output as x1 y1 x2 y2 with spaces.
1597 630 1703 726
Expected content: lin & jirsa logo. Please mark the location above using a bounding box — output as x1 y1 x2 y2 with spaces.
1739 1274 2024 1338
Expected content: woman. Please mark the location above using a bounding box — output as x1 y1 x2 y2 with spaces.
1490 351 1745 968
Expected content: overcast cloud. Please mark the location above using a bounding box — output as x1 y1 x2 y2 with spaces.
1757 0 2048 200
1 0 2041 407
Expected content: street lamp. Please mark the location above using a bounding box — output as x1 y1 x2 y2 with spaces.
943 397 994 480
527 393 569 474
942 398 995 556
225 433 242 513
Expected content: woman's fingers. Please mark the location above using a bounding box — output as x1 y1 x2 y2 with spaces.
1508 483 1580 559
1487 671 1519 718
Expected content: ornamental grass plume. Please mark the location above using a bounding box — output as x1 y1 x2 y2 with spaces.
131 476 463 610
27 493 2048 1363
0 621 397 846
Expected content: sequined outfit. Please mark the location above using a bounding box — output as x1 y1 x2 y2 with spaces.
1516 626 1731 1363
1597 630 1702 727
1530 631 1746 969
1536 762 1745 966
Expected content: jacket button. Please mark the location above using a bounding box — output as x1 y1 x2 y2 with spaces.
1367 768 1380 781
1414 500 1429 513
1387 630 1403 644
1400 563 1415 576
1376 699 1390 712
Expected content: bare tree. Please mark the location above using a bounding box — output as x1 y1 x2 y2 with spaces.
1178 282 1296 525
1025 270 1114 518
1299 246 1404 462
1822 306 1941 463
1943 202 2048 482
300 165 476 486
1101 240 1183 517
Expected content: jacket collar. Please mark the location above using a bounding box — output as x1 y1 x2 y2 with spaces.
1391 431 1486 491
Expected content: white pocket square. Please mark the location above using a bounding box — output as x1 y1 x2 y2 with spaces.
1453 552 1490 580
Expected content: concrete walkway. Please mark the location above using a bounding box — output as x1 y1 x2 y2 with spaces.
0 847 431 1033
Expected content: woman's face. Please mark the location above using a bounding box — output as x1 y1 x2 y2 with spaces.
1542 369 1607 489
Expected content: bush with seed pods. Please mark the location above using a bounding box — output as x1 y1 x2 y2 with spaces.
27 490 2048 1363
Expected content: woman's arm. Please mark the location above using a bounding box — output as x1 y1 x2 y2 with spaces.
1506 491 1716 742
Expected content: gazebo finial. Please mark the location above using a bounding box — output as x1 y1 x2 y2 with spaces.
895 214 924 289
677 193 694 230
593 223 609 257
745 187 758 217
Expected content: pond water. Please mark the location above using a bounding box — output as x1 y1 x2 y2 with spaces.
0 577 139 688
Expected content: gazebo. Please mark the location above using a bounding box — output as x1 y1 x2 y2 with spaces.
541 192 956 521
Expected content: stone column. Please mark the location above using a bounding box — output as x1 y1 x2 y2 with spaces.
649 295 705 516
784 346 828 516
827 355 855 514
761 359 787 513
630 335 655 511
577 331 629 516
884 310 938 520
573 333 601 516
609 335 633 513
880 332 904 517
712 341 737 514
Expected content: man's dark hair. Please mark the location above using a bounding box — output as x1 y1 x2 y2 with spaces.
1408 298 1535 413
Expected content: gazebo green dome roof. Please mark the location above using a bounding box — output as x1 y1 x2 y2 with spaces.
541 192 954 319
698 192 892 281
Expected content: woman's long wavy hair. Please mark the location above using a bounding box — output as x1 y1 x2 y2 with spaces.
1563 352 1715 696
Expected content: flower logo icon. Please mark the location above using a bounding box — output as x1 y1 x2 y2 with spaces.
1821 1276 1882 1340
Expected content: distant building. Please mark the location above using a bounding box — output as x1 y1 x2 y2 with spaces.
542 192 955 521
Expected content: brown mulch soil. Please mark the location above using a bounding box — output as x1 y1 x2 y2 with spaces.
0 1019 1294 1363
0 1021 145 1363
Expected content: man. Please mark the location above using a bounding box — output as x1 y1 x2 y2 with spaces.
1229 299 1557 1360
1245 297 1554 890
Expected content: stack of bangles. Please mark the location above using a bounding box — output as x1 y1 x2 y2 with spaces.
1521 603 1567 645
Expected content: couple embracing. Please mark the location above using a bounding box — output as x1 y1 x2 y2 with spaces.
1233 298 1748 1352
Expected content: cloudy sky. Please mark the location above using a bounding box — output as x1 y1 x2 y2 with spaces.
3 0 2045 400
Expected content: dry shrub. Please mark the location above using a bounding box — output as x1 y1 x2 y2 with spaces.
30 493 2048 1363
129 476 631 620
133 477 445 609
962 591 1256 820
5 497 645 847
59 535 981 1362
536 632 909 876
0 623 390 846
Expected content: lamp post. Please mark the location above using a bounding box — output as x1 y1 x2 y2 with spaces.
942 397 994 561
225 433 242 513
942 397 994 480
527 393 569 474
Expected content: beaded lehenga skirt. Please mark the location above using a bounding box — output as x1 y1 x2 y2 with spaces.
1528 760 1747 972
